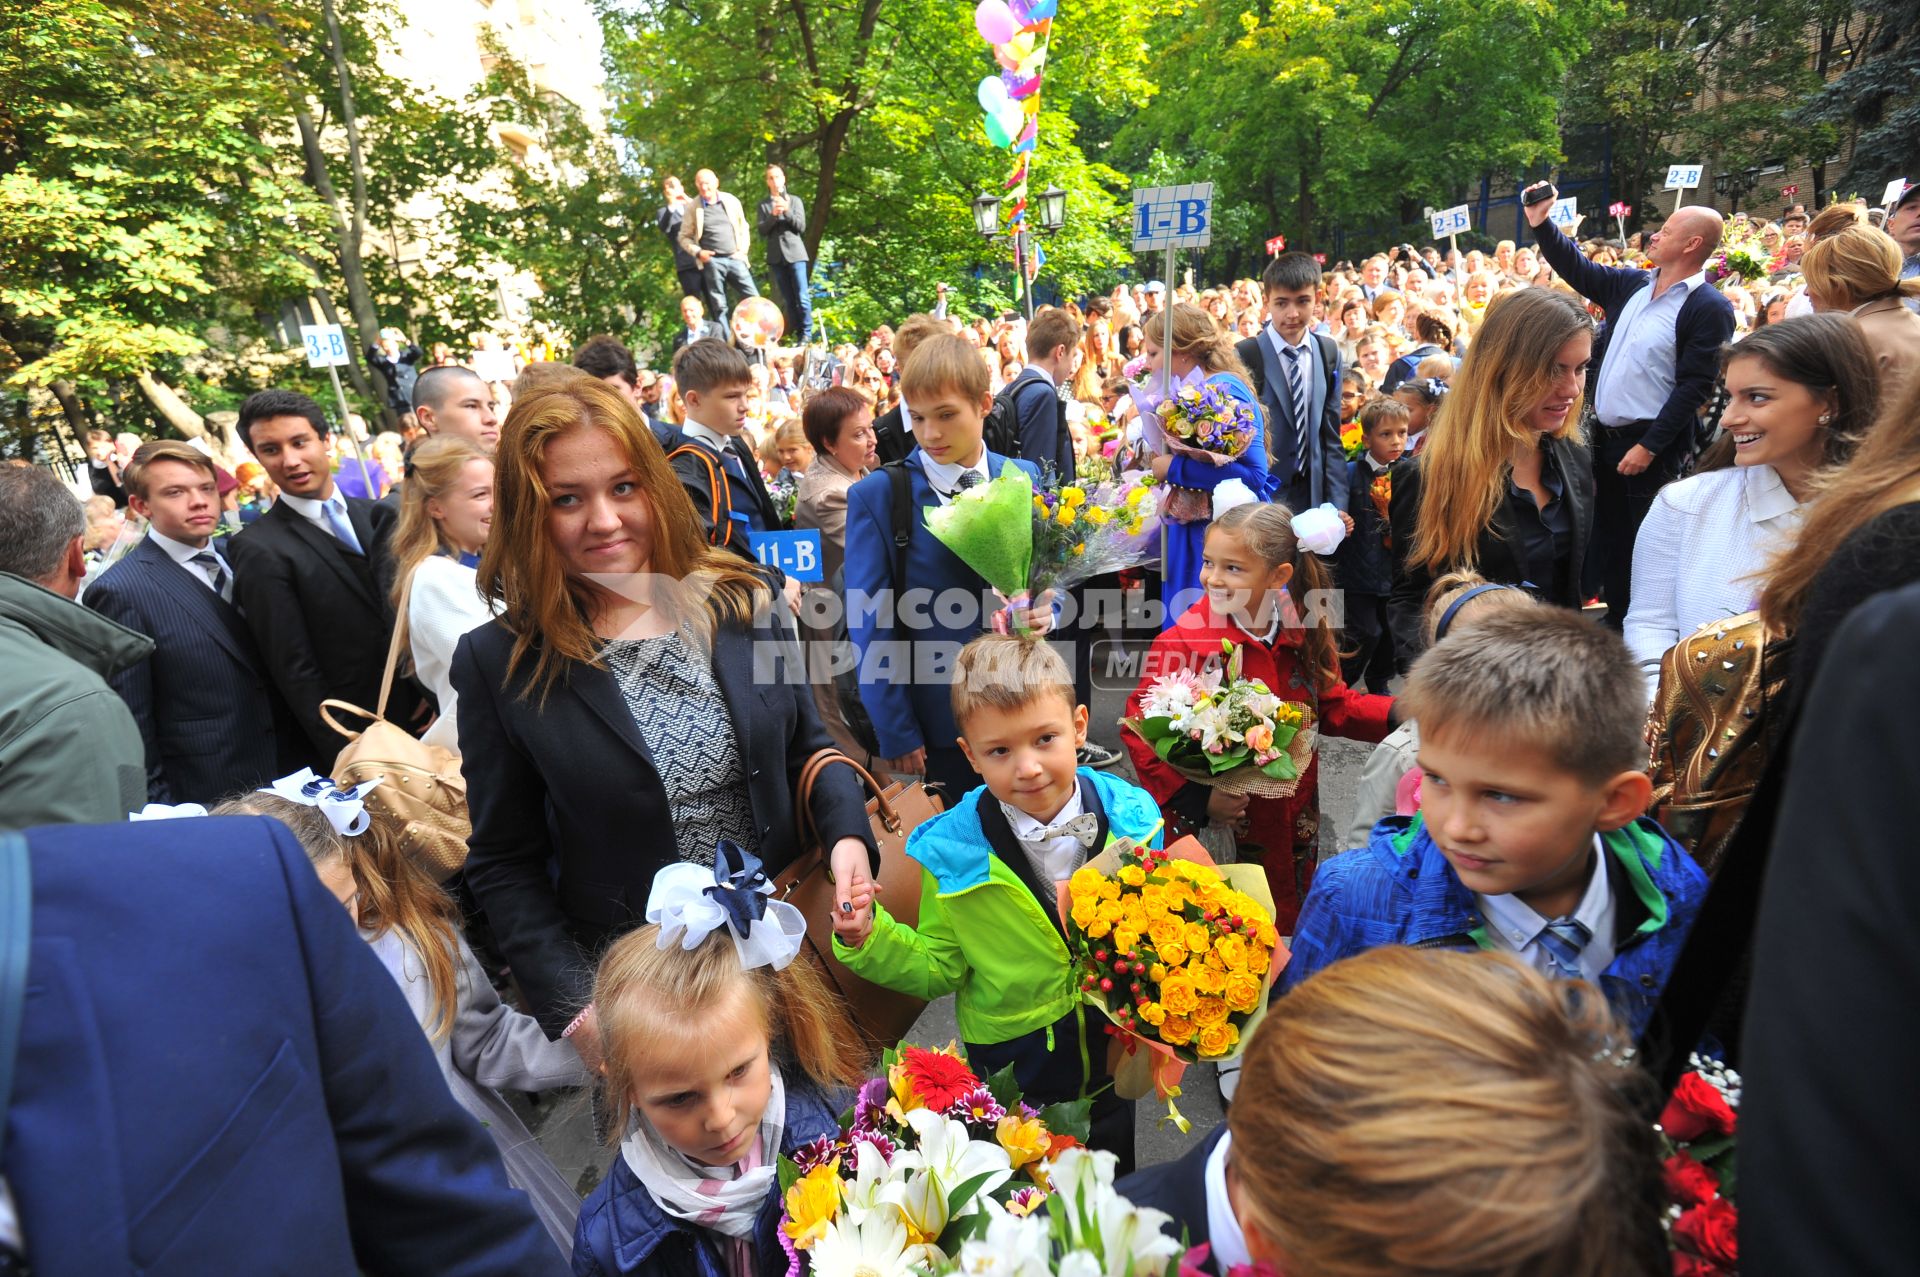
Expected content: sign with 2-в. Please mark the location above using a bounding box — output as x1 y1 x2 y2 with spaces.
1429 205 1470 238
1664 164 1703 191
752 529 824 583
300 324 351 369
1133 183 1214 251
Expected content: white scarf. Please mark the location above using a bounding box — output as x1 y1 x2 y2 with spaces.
620 1064 786 1242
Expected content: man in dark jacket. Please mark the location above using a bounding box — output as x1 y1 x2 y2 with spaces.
4 815 566 1276
1522 182 1734 628
365 328 423 416
757 164 812 345
655 174 704 303
0 466 151 828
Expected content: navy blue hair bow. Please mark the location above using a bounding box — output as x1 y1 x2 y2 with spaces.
702 840 772 939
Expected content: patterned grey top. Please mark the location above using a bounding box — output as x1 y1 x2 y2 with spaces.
603 632 756 865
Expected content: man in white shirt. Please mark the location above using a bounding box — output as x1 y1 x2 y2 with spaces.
85 440 301 802
1524 183 1736 628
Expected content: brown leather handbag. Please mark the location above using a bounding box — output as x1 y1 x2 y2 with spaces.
1646 611 1791 878
777 750 943 1047
320 570 471 882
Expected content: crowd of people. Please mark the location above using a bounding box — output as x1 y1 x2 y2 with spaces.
3 174 1919 1275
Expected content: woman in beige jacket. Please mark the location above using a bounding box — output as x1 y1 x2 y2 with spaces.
793 386 881 761
1802 225 1920 389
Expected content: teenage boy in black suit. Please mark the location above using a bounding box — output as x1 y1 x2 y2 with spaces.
225 388 422 767
1236 253 1351 525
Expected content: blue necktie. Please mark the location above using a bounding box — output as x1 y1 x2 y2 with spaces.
1536 915 1591 981
323 497 364 555
190 549 232 603
1282 343 1307 478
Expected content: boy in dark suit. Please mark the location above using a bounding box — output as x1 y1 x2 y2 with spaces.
85 441 301 802
225 388 421 767
1236 252 1350 523
667 337 787 555
1339 397 1409 695
842 333 1043 801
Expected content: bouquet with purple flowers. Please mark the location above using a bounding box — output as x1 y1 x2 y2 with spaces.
1157 380 1259 461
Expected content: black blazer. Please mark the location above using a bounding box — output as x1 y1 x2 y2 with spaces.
225 494 421 766
871 402 915 466
1385 433 1595 670
83 536 304 803
1235 329 1348 512
756 192 809 266
1116 1127 1225 1274
671 321 729 355
451 613 879 1035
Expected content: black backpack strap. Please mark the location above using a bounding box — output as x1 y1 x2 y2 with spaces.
886 461 913 588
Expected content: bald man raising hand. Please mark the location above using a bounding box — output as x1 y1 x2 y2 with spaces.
1523 183 1735 630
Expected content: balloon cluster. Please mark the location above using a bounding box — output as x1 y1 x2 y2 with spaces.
974 0 1056 237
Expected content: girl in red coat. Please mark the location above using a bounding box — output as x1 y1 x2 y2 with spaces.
1126 501 1394 933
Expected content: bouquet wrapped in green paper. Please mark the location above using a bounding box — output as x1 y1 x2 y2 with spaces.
922 467 1035 597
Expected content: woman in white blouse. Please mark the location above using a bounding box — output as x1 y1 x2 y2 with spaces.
1625 315 1881 691
388 436 500 753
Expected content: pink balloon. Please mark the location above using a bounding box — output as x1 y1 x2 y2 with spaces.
974 0 1018 44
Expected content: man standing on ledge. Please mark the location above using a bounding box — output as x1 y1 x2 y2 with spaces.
758 164 812 346
678 168 758 333
1522 181 1734 629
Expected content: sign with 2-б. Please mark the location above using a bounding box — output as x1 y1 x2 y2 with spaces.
300 324 351 369
1429 205 1470 238
1132 183 1214 251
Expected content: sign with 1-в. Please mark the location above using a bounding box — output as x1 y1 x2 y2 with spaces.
1132 183 1214 252
752 529 824 583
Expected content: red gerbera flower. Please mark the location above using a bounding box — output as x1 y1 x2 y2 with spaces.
899 1046 980 1112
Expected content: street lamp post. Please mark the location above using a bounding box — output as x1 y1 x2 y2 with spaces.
972 186 1068 322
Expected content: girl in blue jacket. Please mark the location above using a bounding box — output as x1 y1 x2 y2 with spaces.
571 849 870 1277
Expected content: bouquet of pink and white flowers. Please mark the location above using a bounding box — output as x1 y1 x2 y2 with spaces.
1124 640 1315 797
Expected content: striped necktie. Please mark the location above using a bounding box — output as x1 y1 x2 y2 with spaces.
1282 343 1307 476
1536 915 1591 981
190 549 232 603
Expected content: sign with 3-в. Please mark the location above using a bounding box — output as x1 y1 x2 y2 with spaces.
300 324 351 369
752 529 824 583
1132 183 1214 252
1664 164 1703 191
1429 205 1470 238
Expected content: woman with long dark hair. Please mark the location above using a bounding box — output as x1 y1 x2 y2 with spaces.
1387 288 1596 667
1624 315 1879 691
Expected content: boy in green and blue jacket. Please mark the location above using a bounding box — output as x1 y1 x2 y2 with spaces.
833 635 1161 1174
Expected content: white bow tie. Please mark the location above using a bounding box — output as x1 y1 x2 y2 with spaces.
1017 812 1100 854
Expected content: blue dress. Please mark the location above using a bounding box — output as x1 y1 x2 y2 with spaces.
1161 371 1277 627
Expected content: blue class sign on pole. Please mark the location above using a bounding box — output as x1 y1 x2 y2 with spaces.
752 530 825 583
1131 182 1214 252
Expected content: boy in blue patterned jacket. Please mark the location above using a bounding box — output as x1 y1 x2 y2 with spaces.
1282 610 1707 1036
1338 395 1408 695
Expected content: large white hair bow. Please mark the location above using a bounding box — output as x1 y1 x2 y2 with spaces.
1211 478 1262 518
1291 503 1348 556
129 802 208 821
258 768 382 837
647 840 808 972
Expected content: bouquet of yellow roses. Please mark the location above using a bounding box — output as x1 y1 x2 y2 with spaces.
1058 834 1286 1129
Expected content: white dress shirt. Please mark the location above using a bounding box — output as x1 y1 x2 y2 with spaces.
678 419 736 456
407 555 504 755
278 488 352 541
1204 1132 1255 1272
1592 270 1707 427
147 529 229 594
1623 464 1802 694
1477 835 1617 982
918 450 991 505
998 785 1088 884
1265 322 1315 469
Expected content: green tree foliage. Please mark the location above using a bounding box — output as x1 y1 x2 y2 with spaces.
1793 0 1918 190
599 0 1156 337
1102 0 1597 268
0 0 324 395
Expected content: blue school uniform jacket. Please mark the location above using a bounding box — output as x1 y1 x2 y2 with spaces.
842 449 1042 758
571 1084 841 1277
1340 458 1395 596
1282 814 1708 1036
